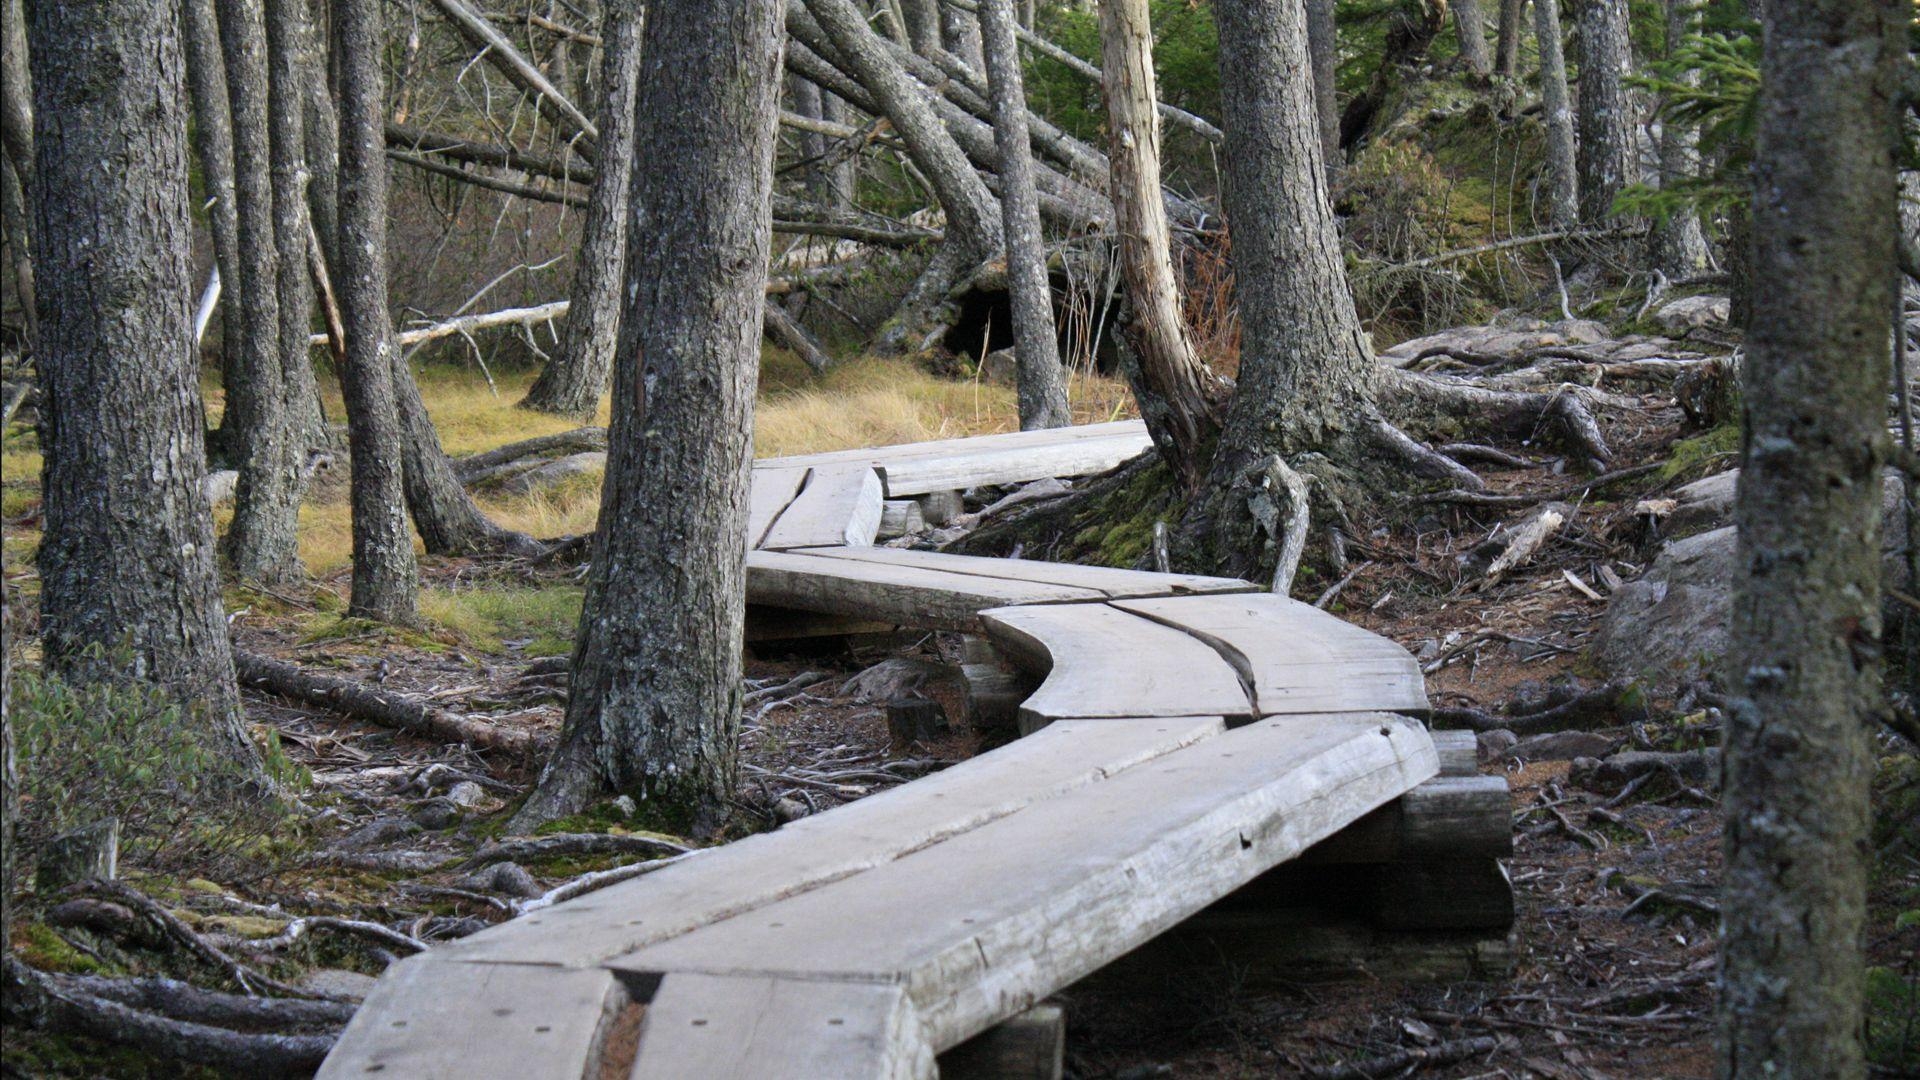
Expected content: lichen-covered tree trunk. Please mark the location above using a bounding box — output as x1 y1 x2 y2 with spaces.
1454 0 1492 76
295 0 338 267
1494 0 1525 77
1573 0 1635 225
1305 0 1341 168
1719 0 1901 1074
941 0 985 69
217 0 305 584
334 0 419 623
516 0 783 830
1099 0 1219 488
28 0 259 774
2 0 36 351
265 0 326 455
1650 0 1708 277
183 0 243 395
980 0 1070 430
522 0 643 419
1533 0 1578 228
1177 0 1377 578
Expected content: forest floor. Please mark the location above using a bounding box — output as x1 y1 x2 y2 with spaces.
3 329 1916 1078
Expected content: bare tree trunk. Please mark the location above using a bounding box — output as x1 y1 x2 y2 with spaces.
183 0 242 398
523 0 643 419
980 0 1069 429
1533 0 1578 228
818 89 857 211
1178 0 1377 579
900 0 941 53
1650 0 1708 277
334 0 419 623
1305 0 1341 170
516 0 783 832
1573 0 1635 225
296 0 339 265
1494 0 1525 77
1099 0 1219 488
1719 0 1901 1074
217 0 304 584
0 0 34 351
941 0 985 69
1454 0 1492 76
392 353 542 557
28 0 259 774
265 0 326 454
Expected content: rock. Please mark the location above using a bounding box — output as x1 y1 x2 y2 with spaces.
1508 730 1616 762
886 696 951 745
979 347 1018 385
301 969 379 1002
841 657 951 703
1654 295 1730 333
612 795 638 819
202 469 240 506
1476 729 1518 763
446 781 487 808
917 490 965 526
408 798 462 831
1591 527 1736 684
1664 469 1738 537
459 861 542 899
497 451 606 495
773 797 810 823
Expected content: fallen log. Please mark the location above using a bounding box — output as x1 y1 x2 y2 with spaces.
453 427 609 482
233 651 546 759
763 300 834 374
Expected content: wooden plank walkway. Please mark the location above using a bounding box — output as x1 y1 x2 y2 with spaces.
321 424 1446 1080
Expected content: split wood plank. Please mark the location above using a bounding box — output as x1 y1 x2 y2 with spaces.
745 550 1105 631
801 546 1258 599
629 973 935 1080
451 717 1225 966
314 955 618 1080
1113 594 1429 717
611 713 1440 1052
875 434 1153 497
761 420 1146 472
747 467 809 548
759 464 885 550
978 602 1253 728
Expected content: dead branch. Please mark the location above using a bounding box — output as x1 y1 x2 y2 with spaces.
763 300 834 374
1430 680 1641 734
512 850 699 915
386 121 595 184
388 147 588 206
248 916 429 956
426 0 599 154
453 426 609 481
76 881 320 1000
463 832 693 870
53 973 358 1028
1481 501 1568 582
1359 226 1643 275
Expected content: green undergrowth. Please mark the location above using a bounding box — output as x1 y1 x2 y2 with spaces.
417 584 584 657
1656 424 1740 486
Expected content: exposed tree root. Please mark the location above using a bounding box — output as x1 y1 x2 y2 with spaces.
462 832 692 870
453 427 607 483
1382 367 1615 471
75 881 323 1000
1429 680 1643 734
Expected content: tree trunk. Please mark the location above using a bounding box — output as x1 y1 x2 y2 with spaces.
515 0 784 831
1494 0 1524 77
333 0 419 623
818 89 857 211
1454 0 1492 76
216 0 305 584
899 0 941 53
0 0 35 351
265 0 327 455
522 0 643 419
1533 0 1578 228
941 1 985 69
1573 0 1635 225
1719 0 1900 1075
1649 0 1708 277
28 0 259 774
1179 0 1377 579
296 0 339 266
1304 0 1341 170
183 0 243 400
980 0 1070 430
1098 0 1219 488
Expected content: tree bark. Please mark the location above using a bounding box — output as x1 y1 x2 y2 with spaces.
1649 0 1708 277
333 0 420 622
296 0 339 266
515 0 784 831
1099 0 1219 488
28 0 259 774
1181 0 1377 578
818 89 858 211
980 0 1069 430
1454 0 1493 77
1 0 35 351
183 0 242 396
265 0 327 454
1532 0 1578 228
1304 0 1341 169
1494 0 1525 77
522 0 642 419
941 0 985 69
217 0 305 584
1573 0 1635 225
1719 0 1901 1075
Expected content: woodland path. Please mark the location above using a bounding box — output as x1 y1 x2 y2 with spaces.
320 421 1450 1078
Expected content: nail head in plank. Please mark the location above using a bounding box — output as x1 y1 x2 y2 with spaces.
628 974 934 1080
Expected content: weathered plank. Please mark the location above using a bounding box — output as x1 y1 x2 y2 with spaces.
758 422 1152 497
978 602 1252 728
746 550 1105 631
1113 594 1429 717
314 956 619 1080
759 464 885 550
747 466 809 548
802 547 1258 600
451 717 1225 966
761 420 1146 472
629 974 934 1080
610 713 1439 1051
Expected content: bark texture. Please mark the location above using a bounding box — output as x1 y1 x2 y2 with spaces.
1532 0 1578 228
517 0 784 829
217 0 305 583
523 0 643 419
183 0 242 391
334 0 419 622
1573 0 1635 225
1304 0 1341 168
1453 0 1493 76
28 0 257 768
979 0 1070 430
265 0 326 453
1495 0 1525 77
1719 0 1902 1075
1099 0 1219 487
1 0 34 349
1650 0 1708 277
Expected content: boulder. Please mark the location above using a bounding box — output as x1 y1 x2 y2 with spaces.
1653 295 1730 333
979 347 1018 385
1507 730 1617 762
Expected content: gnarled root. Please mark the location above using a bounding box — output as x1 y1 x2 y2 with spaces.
1382 367 1615 472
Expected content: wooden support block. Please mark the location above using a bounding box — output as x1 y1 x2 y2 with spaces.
887 697 951 744
938 1004 1064 1080
1298 775 1512 864
1370 859 1515 932
760 465 885 549
1431 729 1477 777
918 490 964 526
961 662 1035 731
745 604 894 643
878 499 925 538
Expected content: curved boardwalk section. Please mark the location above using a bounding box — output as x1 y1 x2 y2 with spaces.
321 421 1446 1079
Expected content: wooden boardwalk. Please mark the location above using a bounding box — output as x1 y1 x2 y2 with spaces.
321 421 1469 1079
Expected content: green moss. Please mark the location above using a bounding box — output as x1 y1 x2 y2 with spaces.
15 923 109 976
1657 424 1741 485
